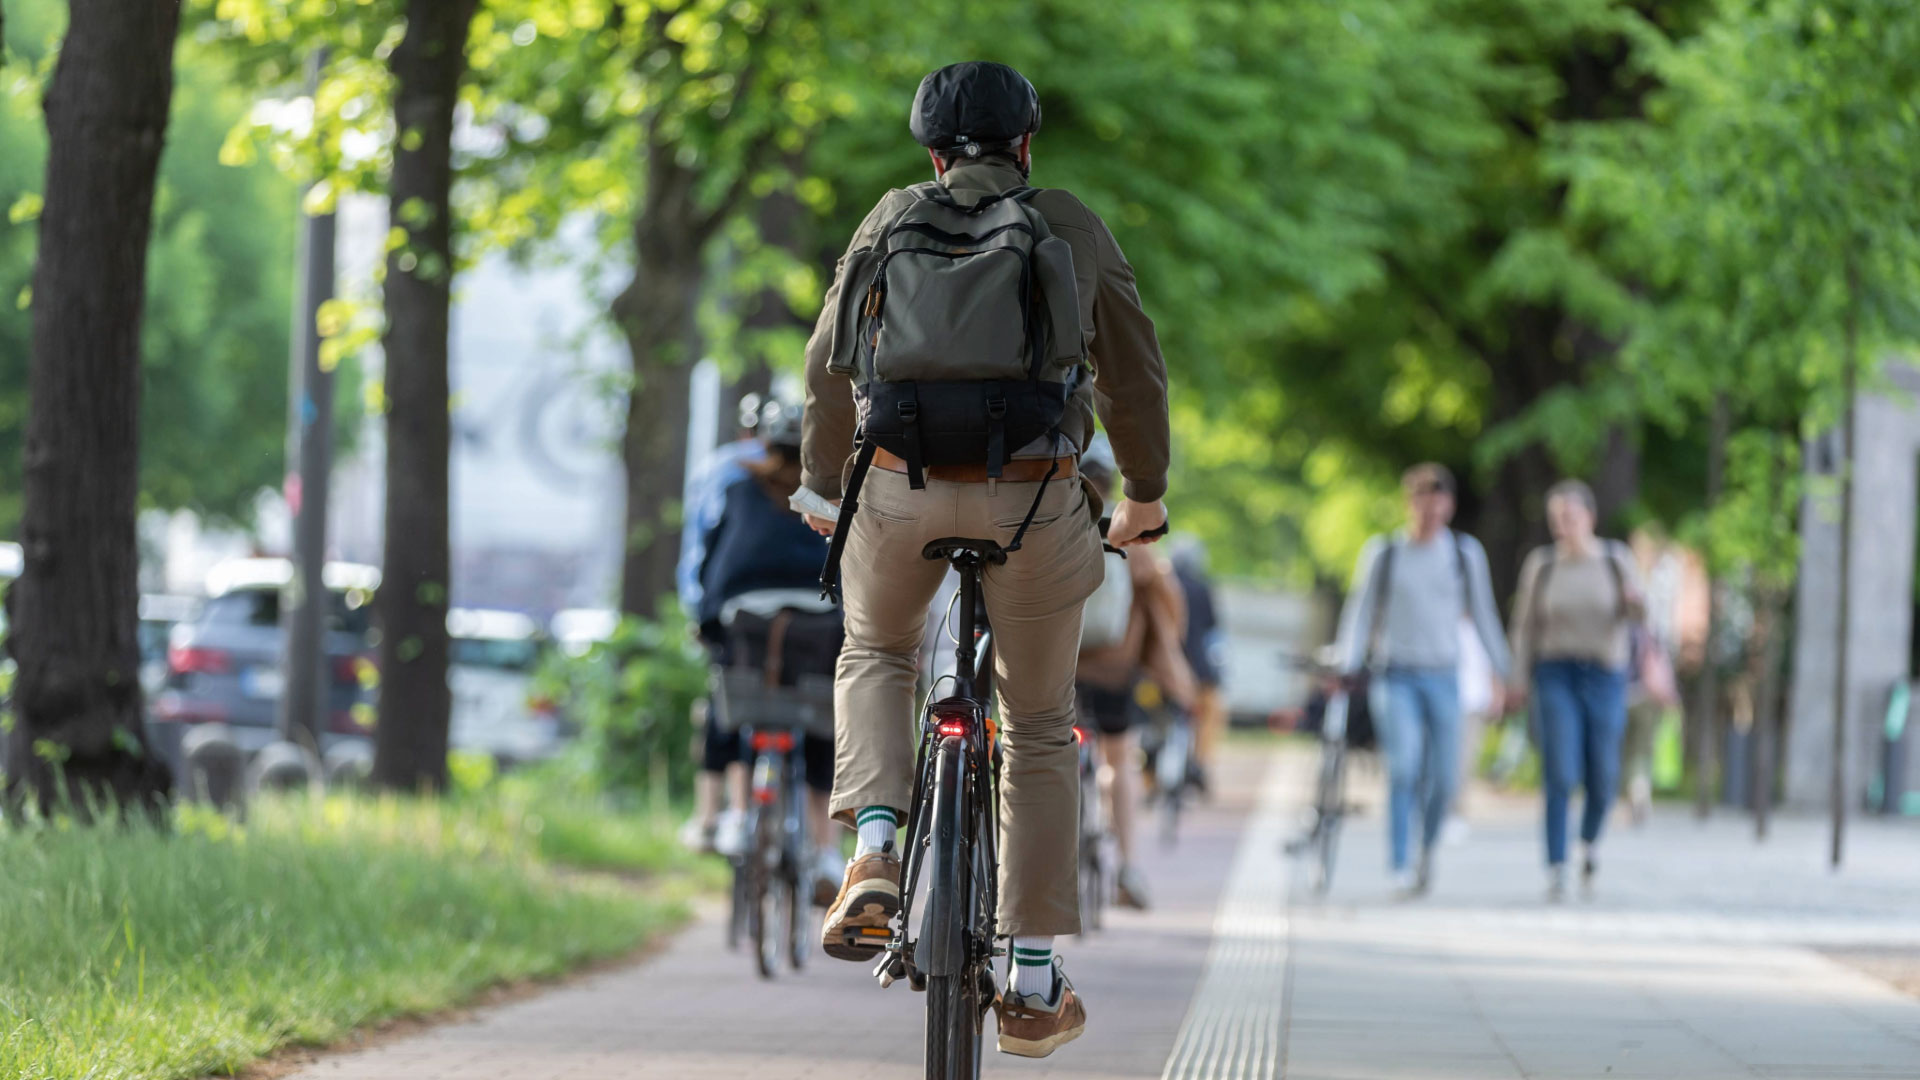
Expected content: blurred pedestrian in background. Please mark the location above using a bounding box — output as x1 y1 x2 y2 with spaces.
1169 535 1225 791
1335 463 1510 897
1075 438 1197 911
1508 479 1645 901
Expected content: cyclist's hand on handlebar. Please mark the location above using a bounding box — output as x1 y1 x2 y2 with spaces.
1107 498 1168 548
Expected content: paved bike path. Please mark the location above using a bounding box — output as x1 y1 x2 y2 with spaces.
279 754 1269 1080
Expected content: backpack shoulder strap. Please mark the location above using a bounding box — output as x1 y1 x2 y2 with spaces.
1451 530 1473 619
1601 539 1630 620
817 437 879 604
1527 543 1558 654
1363 538 1397 668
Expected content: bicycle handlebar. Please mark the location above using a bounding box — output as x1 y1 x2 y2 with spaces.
1095 516 1170 556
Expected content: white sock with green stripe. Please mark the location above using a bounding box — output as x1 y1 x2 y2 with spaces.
1011 937 1057 999
854 806 898 857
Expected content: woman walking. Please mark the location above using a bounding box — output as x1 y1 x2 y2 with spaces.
1509 480 1644 901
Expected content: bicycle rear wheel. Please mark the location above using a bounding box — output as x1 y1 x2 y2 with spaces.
921 737 982 1079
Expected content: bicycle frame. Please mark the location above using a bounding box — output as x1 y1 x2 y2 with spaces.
890 549 1002 988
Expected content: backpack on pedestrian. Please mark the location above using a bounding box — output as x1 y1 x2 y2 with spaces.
1078 551 1133 651
818 183 1087 599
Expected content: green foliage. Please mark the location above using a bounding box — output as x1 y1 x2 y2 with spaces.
0 0 304 534
1559 0 1920 571
0 791 690 1079
534 608 709 798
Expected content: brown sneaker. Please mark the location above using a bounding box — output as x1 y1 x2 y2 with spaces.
995 962 1087 1058
819 847 900 961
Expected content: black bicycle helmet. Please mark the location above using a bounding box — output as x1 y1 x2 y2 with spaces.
909 61 1042 159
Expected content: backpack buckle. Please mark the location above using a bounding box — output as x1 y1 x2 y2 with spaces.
897 400 918 422
986 396 1007 420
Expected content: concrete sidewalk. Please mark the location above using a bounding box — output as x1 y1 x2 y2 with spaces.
1258 752 1920 1080
276 746 1920 1079
277 754 1271 1080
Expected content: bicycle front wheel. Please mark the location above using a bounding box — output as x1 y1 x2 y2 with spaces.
1312 742 1347 894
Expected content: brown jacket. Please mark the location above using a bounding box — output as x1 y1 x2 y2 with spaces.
801 156 1171 507
1076 551 1198 710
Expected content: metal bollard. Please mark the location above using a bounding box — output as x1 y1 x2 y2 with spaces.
248 739 322 796
323 739 374 790
180 723 247 814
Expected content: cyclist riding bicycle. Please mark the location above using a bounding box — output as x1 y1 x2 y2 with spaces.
1074 438 1196 911
800 61 1172 1058
681 403 844 896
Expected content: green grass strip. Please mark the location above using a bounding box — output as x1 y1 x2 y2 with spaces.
0 790 702 1080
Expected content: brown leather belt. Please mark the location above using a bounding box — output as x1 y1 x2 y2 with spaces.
872 446 1076 483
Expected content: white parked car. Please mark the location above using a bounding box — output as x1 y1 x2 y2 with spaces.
447 607 560 763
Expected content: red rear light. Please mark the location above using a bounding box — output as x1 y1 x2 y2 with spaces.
1072 726 1086 745
751 731 795 753
168 645 233 676
752 786 777 805
936 719 969 738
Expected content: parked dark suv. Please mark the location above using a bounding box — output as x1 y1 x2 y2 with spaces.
150 559 379 764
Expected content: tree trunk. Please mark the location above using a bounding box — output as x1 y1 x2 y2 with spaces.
611 137 714 619
612 261 699 619
371 0 477 793
4 0 181 818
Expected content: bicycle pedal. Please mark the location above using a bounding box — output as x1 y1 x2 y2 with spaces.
873 953 905 988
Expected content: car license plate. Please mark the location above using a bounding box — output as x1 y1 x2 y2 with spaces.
242 666 284 700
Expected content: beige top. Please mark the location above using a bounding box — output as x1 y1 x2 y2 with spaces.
1508 541 1646 688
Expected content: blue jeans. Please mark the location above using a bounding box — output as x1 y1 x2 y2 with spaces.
1534 659 1629 867
1370 667 1461 871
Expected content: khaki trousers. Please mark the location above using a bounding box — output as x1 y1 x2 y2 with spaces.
831 467 1105 937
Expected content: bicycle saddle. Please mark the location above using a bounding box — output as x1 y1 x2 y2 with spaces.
921 537 1009 565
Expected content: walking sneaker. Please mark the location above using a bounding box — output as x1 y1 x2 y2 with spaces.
1116 866 1152 911
1581 850 1598 897
1547 864 1568 903
996 958 1087 1058
1390 867 1419 899
819 843 900 961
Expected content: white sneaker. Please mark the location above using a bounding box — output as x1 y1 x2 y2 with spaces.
713 809 750 858
1390 868 1418 897
678 816 716 854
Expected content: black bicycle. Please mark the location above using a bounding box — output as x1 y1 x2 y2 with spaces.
1280 653 1361 894
861 537 1005 1079
712 614 834 979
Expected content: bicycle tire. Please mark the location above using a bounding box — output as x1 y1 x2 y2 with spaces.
726 861 747 950
748 814 778 979
1312 742 1347 894
921 737 982 1078
785 854 810 971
